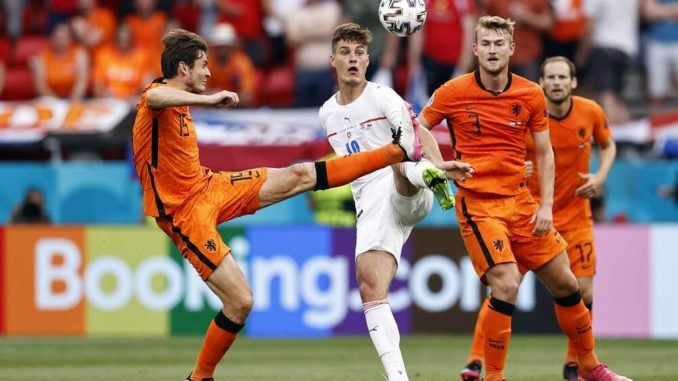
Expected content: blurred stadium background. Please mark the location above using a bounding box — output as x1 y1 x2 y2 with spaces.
0 0 677 380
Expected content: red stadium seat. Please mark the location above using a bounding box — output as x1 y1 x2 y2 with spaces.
261 66 294 108
1 66 37 100
0 38 9 63
13 36 49 67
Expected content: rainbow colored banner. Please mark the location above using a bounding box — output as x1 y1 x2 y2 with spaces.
1 224 676 338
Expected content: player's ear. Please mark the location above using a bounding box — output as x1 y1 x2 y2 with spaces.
472 42 478 57
508 42 515 56
178 61 189 76
571 77 578 90
330 53 336 69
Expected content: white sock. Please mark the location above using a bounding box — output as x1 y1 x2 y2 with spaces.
399 159 436 190
364 300 409 381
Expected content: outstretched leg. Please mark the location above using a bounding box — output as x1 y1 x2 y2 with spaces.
258 142 406 208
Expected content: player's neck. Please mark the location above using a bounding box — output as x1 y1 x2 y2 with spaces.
478 68 509 92
337 81 367 105
548 97 572 119
165 77 190 92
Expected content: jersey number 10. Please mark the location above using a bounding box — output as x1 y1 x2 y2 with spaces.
345 140 361 154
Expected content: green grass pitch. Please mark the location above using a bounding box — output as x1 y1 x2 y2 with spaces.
1 335 677 380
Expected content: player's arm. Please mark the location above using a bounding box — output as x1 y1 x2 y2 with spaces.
531 129 555 236
575 137 617 198
146 86 239 109
416 112 473 181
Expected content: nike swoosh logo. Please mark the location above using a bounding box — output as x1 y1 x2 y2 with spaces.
369 325 379 333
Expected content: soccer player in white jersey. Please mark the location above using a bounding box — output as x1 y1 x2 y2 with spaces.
319 23 474 381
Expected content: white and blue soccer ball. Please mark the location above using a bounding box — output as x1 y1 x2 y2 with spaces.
378 0 427 37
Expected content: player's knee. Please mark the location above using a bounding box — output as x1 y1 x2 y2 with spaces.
551 275 579 298
493 279 520 302
359 281 387 302
581 288 593 306
233 291 254 316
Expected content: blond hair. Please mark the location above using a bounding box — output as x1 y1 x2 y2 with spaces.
331 23 372 53
474 15 515 43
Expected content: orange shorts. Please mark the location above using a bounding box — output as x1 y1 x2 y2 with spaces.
156 168 268 280
456 188 568 281
560 226 596 277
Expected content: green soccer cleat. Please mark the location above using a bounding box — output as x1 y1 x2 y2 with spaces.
423 167 456 210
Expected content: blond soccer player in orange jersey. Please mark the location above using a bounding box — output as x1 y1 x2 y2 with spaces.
131 28 472 381
417 16 630 381
461 56 618 381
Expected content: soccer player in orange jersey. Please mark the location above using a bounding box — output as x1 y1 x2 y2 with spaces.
131 28 432 381
460 56 619 381
417 16 631 381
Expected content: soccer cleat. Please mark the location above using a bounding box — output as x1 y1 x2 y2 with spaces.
423 167 455 209
578 364 632 381
461 360 482 381
391 102 423 161
185 373 214 381
563 362 579 381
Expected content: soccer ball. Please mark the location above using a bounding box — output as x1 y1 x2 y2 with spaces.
378 0 427 37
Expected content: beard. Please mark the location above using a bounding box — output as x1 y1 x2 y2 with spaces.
547 90 571 104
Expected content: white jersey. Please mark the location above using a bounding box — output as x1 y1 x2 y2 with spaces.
319 81 409 200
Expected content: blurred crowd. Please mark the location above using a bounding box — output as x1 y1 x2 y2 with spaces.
0 0 676 119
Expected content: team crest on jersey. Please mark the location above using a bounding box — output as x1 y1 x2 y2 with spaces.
511 103 522 117
205 239 217 252
493 239 505 252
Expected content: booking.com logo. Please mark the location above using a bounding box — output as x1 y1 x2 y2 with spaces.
33 234 536 331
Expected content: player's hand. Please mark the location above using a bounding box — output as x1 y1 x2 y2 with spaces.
575 172 604 198
530 204 553 237
436 160 474 182
207 90 239 108
525 160 534 179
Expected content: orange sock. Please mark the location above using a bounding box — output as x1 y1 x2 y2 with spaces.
191 311 243 379
316 144 404 189
565 304 593 365
484 297 514 381
554 293 599 372
468 296 490 364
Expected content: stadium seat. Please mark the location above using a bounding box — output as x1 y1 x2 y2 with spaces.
13 36 49 67
1 66 37 100
0 37 9 63
260 66 294 108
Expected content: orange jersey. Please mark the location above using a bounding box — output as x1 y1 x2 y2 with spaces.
422 71 549 196
39 45 84 98
132 80 209 217
93 46 148 98
526 96 611 231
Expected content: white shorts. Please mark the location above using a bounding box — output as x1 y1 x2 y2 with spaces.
354 171 433 263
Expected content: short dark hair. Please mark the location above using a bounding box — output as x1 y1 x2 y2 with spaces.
331 23 372 53
540 56 577 79
160 28 208 79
